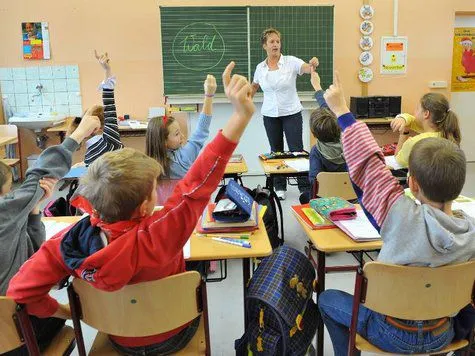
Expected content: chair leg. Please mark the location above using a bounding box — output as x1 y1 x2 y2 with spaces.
16 304 41 356
67 284 87 356
200 280 211 356
348 269 365 356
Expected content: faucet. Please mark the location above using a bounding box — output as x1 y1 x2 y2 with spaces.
32 84 43 99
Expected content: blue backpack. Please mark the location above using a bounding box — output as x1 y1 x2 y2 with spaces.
235 246 319 355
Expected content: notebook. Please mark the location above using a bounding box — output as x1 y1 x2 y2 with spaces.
291 204 335 230
44 220 73 240
333 210 381 242
284 158 309 172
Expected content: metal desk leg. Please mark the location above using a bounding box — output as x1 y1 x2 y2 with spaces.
243 258 251 329
316 250 326 356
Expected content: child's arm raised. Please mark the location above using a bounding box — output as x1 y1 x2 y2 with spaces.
141 62 255 259
324 72 403 230
170 75 217 173
310 67 329 109
84 51 123 165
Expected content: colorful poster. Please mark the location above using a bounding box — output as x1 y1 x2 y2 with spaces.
380 36 408 74
22 22 50 60
451 27 475 92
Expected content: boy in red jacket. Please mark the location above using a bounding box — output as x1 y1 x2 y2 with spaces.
7 62 255 355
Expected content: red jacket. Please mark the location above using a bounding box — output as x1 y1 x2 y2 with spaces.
7 132 237 347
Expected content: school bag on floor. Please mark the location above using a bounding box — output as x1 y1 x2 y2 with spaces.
235 245 319 355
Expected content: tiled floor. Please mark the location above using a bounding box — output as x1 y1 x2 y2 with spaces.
37 162 475 355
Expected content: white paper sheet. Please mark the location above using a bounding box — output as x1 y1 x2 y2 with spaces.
336 210 381 240
284 158 309 172
452 201 475 218
384 155 404 170
43 221 73 240
183 238 191 259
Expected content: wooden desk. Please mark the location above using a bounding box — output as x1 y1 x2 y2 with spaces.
43 215 272 327
357 117 392 125
259 157 309 244
293 212 382 356
224 159 248 176
0 136 18 147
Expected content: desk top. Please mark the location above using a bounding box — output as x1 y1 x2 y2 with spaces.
43 216 272 261
358 117 392 125
47 120 148 133
224 159 248 175
0 136 18 147
259 158 308 175
293 211 382 253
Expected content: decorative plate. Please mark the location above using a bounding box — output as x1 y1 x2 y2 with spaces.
360 5 374 20
359 51 373 65
358 67 373 83
360 20 374 35
360 36 374 51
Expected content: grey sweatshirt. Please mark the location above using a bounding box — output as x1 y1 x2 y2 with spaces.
0 138 79 295
379 196 475 266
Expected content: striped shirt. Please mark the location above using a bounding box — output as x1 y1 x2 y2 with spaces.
84 77 123 165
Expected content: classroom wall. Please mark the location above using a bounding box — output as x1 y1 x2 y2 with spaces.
0 0 474 120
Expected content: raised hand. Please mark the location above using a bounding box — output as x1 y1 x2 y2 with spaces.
310 66 322 91
309 57 319 68
204 74 217 96
94 50 111 78
38 177 58 204
323 71 350 118
222 62 255 119
391 115 407 133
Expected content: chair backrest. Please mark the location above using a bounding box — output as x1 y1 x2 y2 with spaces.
362 261 475 320
71 271 202 337
0 297 23 353
315 172 357 200
0 124 19 138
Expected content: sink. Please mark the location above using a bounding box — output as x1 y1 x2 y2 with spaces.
9 113 66 131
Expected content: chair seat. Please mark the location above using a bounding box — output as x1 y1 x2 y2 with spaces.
1 158 20 166
43 326 76 356
89 316 206 355
356 334 469 354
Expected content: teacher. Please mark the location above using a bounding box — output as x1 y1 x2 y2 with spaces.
252 27 318 200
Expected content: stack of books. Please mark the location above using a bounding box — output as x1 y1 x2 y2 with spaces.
197 202 261 234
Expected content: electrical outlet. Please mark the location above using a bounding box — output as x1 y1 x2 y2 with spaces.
428 81 447 88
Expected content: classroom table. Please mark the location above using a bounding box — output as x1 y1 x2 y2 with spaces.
259 157 309 244
43 215 272 327
293 212 382 356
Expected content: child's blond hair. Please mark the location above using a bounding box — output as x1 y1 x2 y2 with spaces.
78 148 162 223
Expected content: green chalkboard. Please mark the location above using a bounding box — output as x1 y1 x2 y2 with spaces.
250 6 334 92
160 6 334 96
160 7 248 96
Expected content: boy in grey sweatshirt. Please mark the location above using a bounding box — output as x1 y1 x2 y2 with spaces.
0 110 100 354
317 72 475 356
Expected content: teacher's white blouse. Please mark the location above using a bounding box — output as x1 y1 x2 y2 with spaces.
253 55 305 117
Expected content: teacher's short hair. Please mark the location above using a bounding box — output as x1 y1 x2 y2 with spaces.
261 28 281 45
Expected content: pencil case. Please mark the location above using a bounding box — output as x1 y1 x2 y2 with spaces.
309 197 356 221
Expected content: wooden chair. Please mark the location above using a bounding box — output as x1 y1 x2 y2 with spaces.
312 172 357 200
68 271 210 356
0 297 76 356
0 124 23 180
348 261 475 355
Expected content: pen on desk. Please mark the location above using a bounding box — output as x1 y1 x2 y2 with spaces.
212 237 251 248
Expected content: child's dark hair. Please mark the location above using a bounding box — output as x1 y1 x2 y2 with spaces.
420 93 461 145
260 27 281 45
0 161 12 191
409 137 466 203
145 116 176 177
310 108 340 143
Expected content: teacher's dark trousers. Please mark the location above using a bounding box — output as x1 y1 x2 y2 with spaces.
263 111 310 192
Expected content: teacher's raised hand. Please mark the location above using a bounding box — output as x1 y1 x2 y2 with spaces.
324 71 350 118
309 57 319 68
